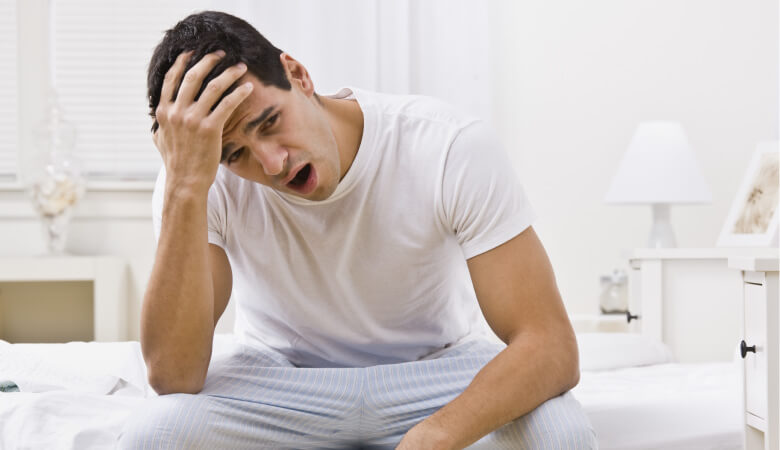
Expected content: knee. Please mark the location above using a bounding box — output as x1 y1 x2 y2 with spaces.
551 392 598 449
117 394 205 450
538 418 598 450
471 393 598 449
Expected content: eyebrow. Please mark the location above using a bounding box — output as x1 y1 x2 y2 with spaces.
221 105 277 163
244 105 276 133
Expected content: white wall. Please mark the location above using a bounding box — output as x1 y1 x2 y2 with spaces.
0 1 777 340
489 0 778 313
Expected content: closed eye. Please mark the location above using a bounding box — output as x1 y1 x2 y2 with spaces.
260 112 280 132
227 148 244 165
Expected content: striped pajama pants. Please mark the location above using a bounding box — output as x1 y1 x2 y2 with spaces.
118 340 597 449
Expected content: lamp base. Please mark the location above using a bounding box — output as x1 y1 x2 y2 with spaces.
648 203 677 248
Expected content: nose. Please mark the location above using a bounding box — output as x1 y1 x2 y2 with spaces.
252 141 288 176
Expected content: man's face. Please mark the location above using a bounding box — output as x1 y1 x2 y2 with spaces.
220 73 341 201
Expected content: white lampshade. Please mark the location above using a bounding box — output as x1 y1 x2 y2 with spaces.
604 121 712 204
605 121 712 248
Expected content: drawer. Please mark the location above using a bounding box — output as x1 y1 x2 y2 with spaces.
744 281 767 420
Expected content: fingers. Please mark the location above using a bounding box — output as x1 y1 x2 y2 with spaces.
175 50 226 105
157 49 250 133
159 51 192 107
192 62 248 116
208 82 254 127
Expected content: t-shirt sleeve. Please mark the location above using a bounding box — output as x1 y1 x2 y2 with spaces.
151 166 228 249
439 120 536 259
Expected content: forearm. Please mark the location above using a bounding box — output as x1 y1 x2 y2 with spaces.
415 329 580 449
141 183 214 394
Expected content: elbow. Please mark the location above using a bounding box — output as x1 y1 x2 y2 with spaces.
565 361 581 391
561 330 581 392
510 325 581 393
552 349 580 394
140 336 212 395
535 323 580 393
147 366 206 395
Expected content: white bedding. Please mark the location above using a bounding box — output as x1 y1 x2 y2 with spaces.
0 335 243 449
573 362 743 450
0 335 743 449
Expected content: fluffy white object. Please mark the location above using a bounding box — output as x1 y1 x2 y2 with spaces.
577 332 674 371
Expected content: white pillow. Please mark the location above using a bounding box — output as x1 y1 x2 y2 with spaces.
577 332 674 371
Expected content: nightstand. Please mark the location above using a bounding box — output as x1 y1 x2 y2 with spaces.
729 255 779 450
628 248 761 362
0 256 128 342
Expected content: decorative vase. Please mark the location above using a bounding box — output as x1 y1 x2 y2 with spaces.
28 152 85 254
27 90 85 255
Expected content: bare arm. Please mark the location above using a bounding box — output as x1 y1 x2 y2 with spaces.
398 226 579 449
142 215 232 394
141 50 253 395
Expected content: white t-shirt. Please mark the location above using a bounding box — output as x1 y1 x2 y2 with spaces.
152 87 535 367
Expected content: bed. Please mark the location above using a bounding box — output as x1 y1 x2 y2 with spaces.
573 332 743 449
0 332 743 449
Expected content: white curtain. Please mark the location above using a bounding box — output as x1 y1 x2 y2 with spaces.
214 0 493 120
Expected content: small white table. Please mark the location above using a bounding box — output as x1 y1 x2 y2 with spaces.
729 256 779 450
628 248 777 362
0 256 128 342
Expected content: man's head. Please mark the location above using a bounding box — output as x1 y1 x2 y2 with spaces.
147 11 290 133
148 11 347 201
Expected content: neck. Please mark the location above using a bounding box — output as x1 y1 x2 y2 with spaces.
320 95 363 180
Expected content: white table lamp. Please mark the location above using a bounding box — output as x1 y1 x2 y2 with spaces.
604 121 712 248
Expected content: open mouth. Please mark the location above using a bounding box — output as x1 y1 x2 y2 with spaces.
285 163 316 195
288 164 311 188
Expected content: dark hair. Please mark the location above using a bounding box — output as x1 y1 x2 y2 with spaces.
147 10 291 132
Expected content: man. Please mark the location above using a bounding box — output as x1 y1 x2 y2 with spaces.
119 10 597 450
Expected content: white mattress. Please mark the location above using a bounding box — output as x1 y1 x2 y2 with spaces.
0 335 743 450
573 362 743 450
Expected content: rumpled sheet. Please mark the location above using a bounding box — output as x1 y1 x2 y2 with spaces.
0 391 146 449
0 340 150 397
0 334 242 449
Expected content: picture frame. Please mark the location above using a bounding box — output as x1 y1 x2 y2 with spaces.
717 141 779 247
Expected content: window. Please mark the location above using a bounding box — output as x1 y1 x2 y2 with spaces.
0 0 18 179
51 0 207 180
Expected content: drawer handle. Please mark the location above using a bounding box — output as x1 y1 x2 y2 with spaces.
626 311 640 323
740 340 756 359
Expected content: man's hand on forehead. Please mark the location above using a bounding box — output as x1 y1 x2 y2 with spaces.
151 49 254 194
171 50 243 108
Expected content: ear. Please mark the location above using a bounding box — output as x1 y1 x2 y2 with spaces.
280 53 315 97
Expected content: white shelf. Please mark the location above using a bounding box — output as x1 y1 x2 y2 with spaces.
630 247 778 261
729 256 780 272
0 255 128 342
0 256 113 281
0 180 155 192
